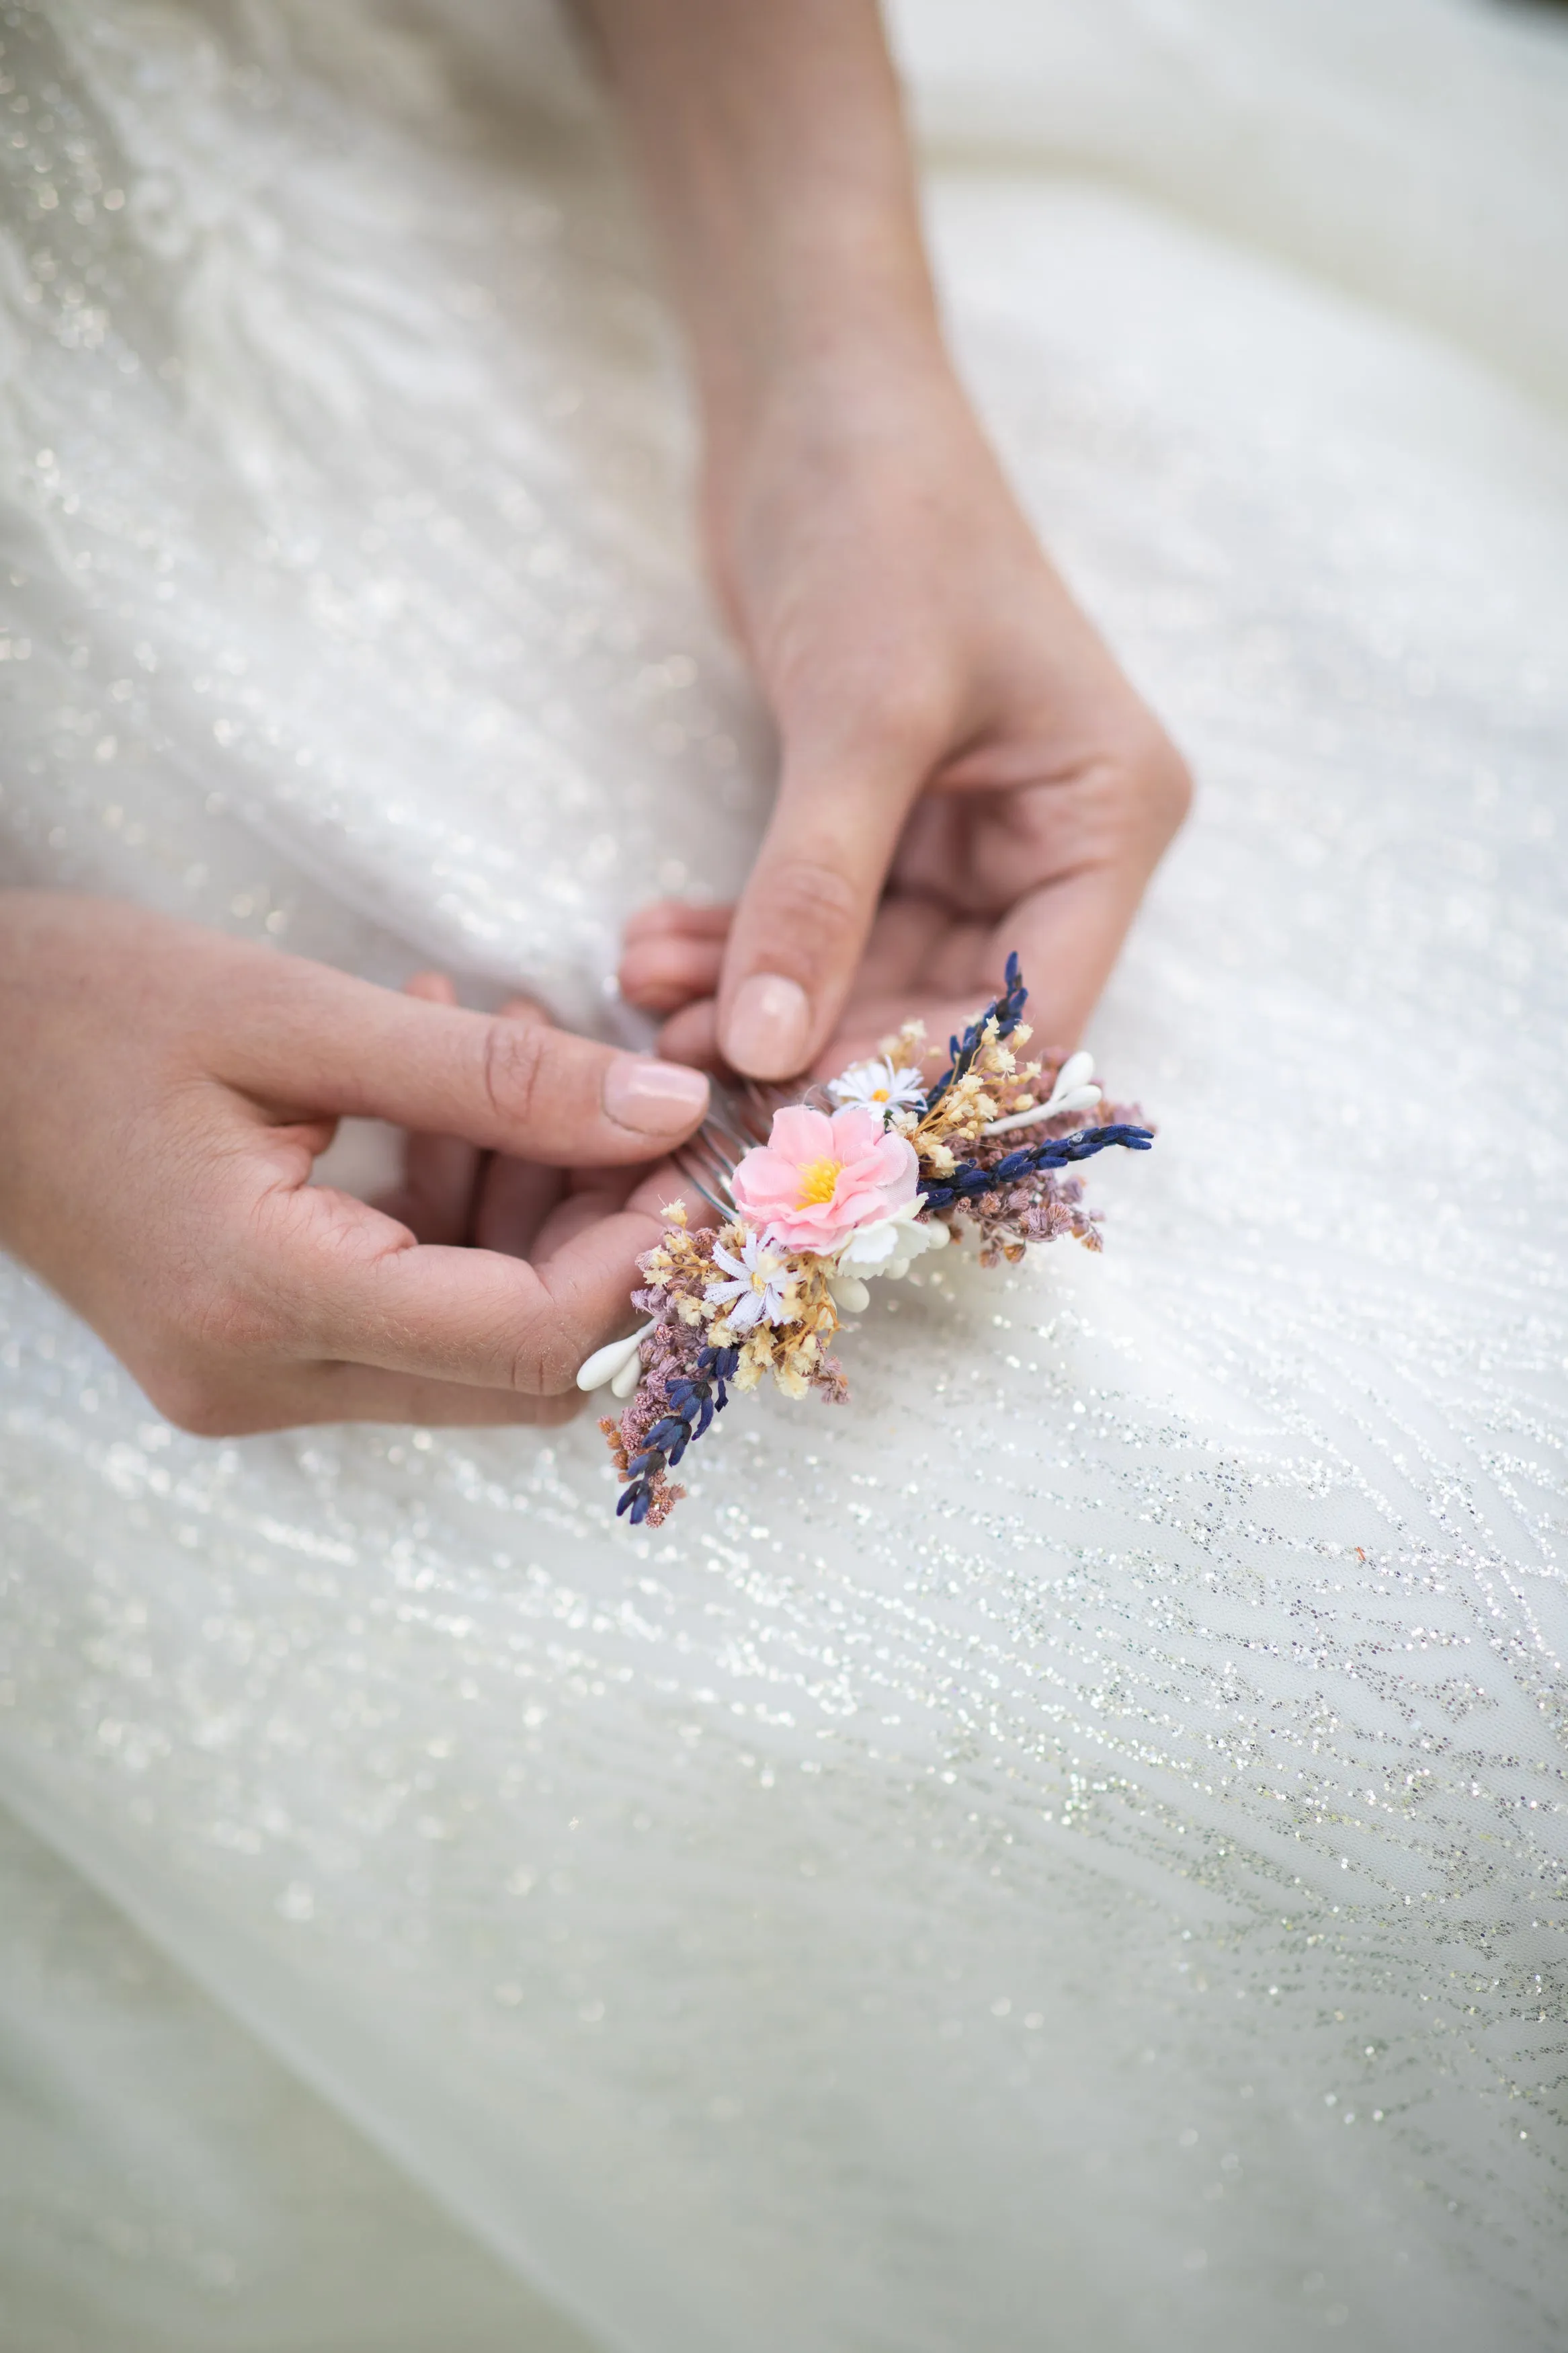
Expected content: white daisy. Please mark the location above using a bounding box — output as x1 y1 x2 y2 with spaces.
825 1057 927 1120
704 1230 792 1329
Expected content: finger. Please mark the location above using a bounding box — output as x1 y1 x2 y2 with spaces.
603 1160 720 1252
654 997 721 1071
377 973 481 1244
380 985 563 1242
282 1184 668 1395
304 1365 582 1428
618 930 726 1015
471 1154 566 1257
997 862 1151 1047
716 743 917 1080
407 971 458 1004
462 992 567 1252
466 996 601 1253
836 896 995 1056
525 1172 642 1265
218 963 711 1164
181 1363 584 1434
817 868 1147 1079
856 891 970 1000
622 899 734 947
495 992 552 1029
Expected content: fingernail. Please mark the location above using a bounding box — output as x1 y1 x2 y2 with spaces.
724 973 811 1078
602 1054 709 1133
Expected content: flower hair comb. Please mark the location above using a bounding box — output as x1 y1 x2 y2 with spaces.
577 955 1153 1525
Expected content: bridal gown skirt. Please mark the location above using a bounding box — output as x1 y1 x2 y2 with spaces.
1 3 1566 2346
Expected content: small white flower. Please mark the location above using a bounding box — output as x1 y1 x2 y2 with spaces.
704 1230 792 1329
826 1057 927 1120
832 1196 949 1284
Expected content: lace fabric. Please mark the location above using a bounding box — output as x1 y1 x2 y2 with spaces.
0 4 1565 2346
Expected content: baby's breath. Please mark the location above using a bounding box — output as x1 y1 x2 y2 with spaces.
591 950 1151 1524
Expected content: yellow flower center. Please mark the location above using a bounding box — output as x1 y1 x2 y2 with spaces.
796 1156 843 1207
871 1086 890 1102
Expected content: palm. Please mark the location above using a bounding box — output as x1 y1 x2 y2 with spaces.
631 737 1160 1081
831 772 1113 1066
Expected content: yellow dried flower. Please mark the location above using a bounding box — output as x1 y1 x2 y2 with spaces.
879 1018 927 1074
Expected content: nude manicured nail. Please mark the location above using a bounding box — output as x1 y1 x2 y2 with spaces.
724 972 811 1078
602 1054 709 1133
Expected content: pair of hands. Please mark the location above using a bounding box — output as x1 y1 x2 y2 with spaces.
0 2 1190 1436
0 350 1188 1438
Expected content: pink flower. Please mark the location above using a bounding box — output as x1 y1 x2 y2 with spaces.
731 1103 919 1255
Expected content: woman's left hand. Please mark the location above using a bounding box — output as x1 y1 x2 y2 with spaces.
618 346 1191 1078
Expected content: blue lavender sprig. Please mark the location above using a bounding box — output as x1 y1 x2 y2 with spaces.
617 1342 741 1526
923 949 1030 1115
917 1121 1153 1213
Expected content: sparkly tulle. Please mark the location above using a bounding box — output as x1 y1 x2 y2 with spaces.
1 4 1567 2348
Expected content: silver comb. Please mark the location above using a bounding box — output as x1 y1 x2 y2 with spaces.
673 1075 834 1213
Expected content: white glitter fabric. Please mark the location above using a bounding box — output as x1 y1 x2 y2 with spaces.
1 4 1567 2348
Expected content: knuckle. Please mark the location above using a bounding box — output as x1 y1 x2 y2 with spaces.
193 1287 278 1360
790 686 947 783
138 1238 263 1353
1077 725 1194 866
758 853 863 949
481 1017 549 1132
141 1239 292 1437
623 897 712 943
878 683 953 762
141 1364 257 1439
511 1322 581 1400
181 1224 297 1355
1130 727 1194 838
506 1295 585 1399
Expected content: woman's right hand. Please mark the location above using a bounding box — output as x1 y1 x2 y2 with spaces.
0 893 710 1433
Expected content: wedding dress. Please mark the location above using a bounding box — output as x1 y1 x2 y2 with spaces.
2 3 1566 2347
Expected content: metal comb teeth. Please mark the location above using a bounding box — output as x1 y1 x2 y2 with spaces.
673 1076 827 1213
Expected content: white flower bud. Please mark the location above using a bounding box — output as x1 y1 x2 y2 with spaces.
828 1275 872 1315
979 1050 1102 1138
576 1319 655 1393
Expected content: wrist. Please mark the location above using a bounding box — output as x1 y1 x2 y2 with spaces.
693 227 943 432
586 0 942 471
700 309 964 551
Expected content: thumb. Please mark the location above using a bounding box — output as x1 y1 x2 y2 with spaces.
717 746 914 1080
218 959 710 1165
